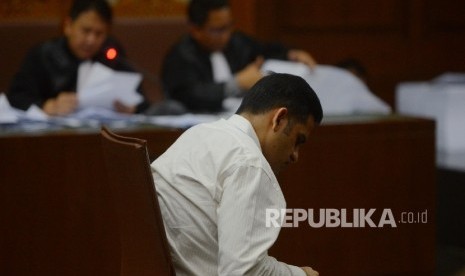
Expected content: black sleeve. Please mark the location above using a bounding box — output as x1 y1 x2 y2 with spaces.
7 47 53 110
161 33 290 113
161 42 226 112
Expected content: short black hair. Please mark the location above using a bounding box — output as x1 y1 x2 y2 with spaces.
69 0 113 25
236 73 323 124
188 0 229 26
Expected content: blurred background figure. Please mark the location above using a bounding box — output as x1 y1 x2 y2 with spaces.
7 0 149 116
335 58 368 84
161 0 316 113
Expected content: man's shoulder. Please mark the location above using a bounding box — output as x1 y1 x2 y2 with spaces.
184 119 245 147
28 37 65 56
24 37 74 69
194 119 262 158
228 31 258 46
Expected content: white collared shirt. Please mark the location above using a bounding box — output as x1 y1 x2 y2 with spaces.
152 114 306 276
210 51 233 83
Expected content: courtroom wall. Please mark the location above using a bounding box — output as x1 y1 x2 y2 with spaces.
0 0 187 19
252 0 465 107
2 0 465 107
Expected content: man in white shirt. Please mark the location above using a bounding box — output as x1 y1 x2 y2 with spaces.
152 73 323 275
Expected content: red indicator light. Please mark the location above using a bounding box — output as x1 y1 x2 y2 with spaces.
106 48 117 60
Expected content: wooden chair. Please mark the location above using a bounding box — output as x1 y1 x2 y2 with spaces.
100 126 175 276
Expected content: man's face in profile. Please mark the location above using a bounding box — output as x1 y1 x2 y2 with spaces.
191 7 233 52
64 10 109 60
262 114 315 176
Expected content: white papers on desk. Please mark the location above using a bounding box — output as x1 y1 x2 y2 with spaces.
77 61 143 110
0 93 49 123
0 93 17 123
396 77 465 153
25 104 49 121
261 60 391 117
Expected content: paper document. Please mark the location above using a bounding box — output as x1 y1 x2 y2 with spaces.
0 93 49 124
25 105 49 121
77 62 143 110
261 60 391 117
0 93 18 123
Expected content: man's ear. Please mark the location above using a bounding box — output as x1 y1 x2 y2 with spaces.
271 108 288 132
63 17 73 36
189 24 202 40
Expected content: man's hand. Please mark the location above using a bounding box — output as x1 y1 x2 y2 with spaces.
43 92 77 116
235 56 264 90
288 49 317 70
301 266 319 276
114 100 136 114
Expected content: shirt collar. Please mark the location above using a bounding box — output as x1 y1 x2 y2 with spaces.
227 114 262 150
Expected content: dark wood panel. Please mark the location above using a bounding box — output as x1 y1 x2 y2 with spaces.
426 0 465 32
0 116 435 275
0 0 186 19
278 0 407 32
272 117 436 275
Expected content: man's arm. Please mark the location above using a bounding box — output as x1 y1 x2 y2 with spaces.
217 164 307 276
287 49 317 69
161 46 226 112
7 48 51 111
162 62 227 112
9 51 78 116
232 32 317 71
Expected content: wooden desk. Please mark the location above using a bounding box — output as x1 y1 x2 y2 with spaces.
273 115 436 275
0 115 435 275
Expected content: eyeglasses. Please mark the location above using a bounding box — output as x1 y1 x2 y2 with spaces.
204 23 233 36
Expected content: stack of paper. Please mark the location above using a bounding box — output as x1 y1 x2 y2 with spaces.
77 61 143 110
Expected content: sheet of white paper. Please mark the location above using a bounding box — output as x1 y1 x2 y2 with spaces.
0 93 19 123
261 60 391 117
25 104 49 121
112 71 143 105
77 60 93 92
71 106 134 120
79 62 114 90
77 62 143 110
